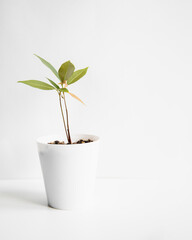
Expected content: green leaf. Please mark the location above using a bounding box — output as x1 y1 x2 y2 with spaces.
34 54 60 79
58 61 75 83
47 78 60 89
18 80 55 90
59 88 69 93
67 67 88 85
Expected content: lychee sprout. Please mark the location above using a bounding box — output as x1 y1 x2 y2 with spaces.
18 54 88 144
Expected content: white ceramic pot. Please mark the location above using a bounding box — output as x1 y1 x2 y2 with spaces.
37 134 99 210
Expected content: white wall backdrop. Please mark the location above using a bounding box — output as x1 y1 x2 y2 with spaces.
0 0 192 179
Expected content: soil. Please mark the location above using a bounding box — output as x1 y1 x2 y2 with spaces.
48 139 93 145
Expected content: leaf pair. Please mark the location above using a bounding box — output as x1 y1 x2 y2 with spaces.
35 54 88 85
58 60 88 85
18 80 84 104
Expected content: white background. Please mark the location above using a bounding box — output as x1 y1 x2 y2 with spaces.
1 0 192 180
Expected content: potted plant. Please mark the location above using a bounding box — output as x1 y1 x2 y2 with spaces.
18 55 99 210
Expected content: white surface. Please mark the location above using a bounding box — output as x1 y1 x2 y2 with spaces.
37 134 99 209
1 0 192 179
0 178 192 240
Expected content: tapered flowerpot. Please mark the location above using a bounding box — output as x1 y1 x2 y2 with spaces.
37 134 99 210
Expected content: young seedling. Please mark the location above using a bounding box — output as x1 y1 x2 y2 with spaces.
18 55 88 144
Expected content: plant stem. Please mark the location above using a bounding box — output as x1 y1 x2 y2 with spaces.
62 93 72 144
59 93 68 142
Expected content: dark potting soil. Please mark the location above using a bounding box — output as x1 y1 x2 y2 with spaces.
48 139 93 145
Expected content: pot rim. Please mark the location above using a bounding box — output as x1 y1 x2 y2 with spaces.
37 134 100 146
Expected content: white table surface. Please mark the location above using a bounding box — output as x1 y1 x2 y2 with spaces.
0 178 191 240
